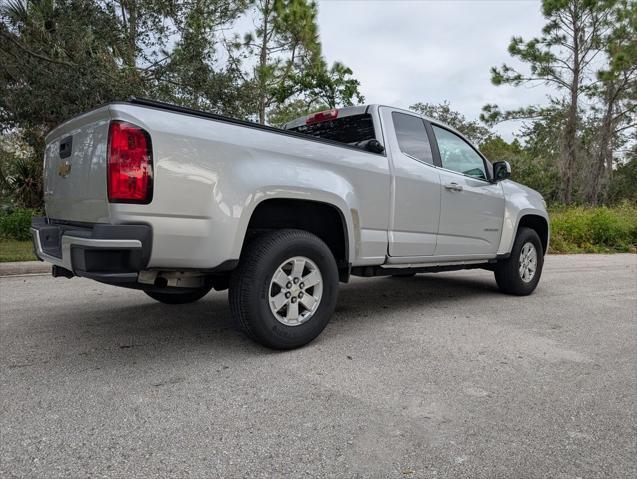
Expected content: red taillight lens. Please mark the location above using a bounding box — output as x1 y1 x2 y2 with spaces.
107 121 153 203
306 109 339 125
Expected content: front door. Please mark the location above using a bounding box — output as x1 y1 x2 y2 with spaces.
430 124 505 257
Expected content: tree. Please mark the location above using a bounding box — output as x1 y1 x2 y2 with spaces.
243 0 321 124
487 0 615 204
266 99 327 127
410 101 492 145
607 154 637 204
241 0 363 124
585 0 637 205
151 0 255 116
296 60 364 109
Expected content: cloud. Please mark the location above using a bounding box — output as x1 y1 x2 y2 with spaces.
317 0 557 140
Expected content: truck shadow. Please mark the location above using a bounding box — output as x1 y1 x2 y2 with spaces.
337 272 499 315
34 272 502 361
1 272 505 372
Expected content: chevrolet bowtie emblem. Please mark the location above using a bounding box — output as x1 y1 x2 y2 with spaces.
57 161 72 177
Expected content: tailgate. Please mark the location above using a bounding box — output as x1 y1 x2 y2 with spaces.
44 106 112 223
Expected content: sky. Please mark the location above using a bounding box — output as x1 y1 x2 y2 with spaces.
315 0 557 140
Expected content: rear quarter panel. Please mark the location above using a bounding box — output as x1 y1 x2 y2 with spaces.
108 104 391 269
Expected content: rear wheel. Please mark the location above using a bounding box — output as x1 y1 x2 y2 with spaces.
229 229 339 349
145 286 212 304
494 227 544 295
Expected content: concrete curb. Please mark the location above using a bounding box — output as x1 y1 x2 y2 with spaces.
0 261 51 277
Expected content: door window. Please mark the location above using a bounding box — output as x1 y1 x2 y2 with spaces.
432 125 487 180
392 112 434 164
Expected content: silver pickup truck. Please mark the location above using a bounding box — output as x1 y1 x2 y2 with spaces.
32 98 549 349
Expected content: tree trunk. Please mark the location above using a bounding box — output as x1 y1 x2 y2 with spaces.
257 0 271 125
587 94 614 206
561 4 581 205
562 97 578 205
121 0 137 70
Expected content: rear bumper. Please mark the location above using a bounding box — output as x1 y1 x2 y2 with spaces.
30 217 151 283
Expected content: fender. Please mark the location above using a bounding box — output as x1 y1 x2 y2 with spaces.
497 181 550 255
231 186 357 264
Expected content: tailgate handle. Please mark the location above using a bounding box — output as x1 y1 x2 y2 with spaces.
59 136 73 159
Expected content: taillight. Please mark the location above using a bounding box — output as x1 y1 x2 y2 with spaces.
306 109 339 125
107 121 153 203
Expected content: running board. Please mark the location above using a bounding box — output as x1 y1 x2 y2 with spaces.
380 259 490 269
351 260 494 278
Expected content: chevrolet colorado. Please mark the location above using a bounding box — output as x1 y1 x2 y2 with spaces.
31 98 549 349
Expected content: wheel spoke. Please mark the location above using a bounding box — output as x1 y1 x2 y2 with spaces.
270 292 288 311
291 259 305 278
272 269 289 288
302 270 321 288
287 301 299 321
299 294 317 311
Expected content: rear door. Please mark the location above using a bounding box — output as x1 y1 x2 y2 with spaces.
43 107 112 223
430 124 504 256
381 108 441 257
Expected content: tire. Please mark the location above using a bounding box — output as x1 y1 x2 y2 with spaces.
145 286 212 304
229 229 339 349
494 227 544 295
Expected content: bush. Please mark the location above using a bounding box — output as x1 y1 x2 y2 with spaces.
0 208 37 241
550 203 637 253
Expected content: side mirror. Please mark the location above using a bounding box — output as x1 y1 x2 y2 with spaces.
493 161 511 182
365 139 385 154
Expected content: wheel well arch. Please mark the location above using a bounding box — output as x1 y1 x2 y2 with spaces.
518 214 549 255
243 198 350 267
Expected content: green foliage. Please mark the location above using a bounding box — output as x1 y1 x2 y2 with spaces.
244 0 363 123
295 61 364 109
0 136 42 208
0 207 37 240
607 157 637 204
550 202 637 253
410 101 492 145
485 0 634 205
267 99 327 128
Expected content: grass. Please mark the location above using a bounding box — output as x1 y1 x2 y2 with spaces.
549 202 637 253
0 239 37 262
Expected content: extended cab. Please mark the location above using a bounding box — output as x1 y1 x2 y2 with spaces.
32 98 549 349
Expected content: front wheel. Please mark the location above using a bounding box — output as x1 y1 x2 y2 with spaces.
494 227 544 295
229 229 339 349
145 286 212 304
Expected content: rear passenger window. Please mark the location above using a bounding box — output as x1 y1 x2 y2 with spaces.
392 112 434 164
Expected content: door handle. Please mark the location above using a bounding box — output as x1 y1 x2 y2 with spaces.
444 183 463 192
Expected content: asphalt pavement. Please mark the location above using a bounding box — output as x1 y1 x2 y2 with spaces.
1 254 635 478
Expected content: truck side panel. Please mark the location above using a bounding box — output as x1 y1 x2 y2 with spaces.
107 104 391 269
